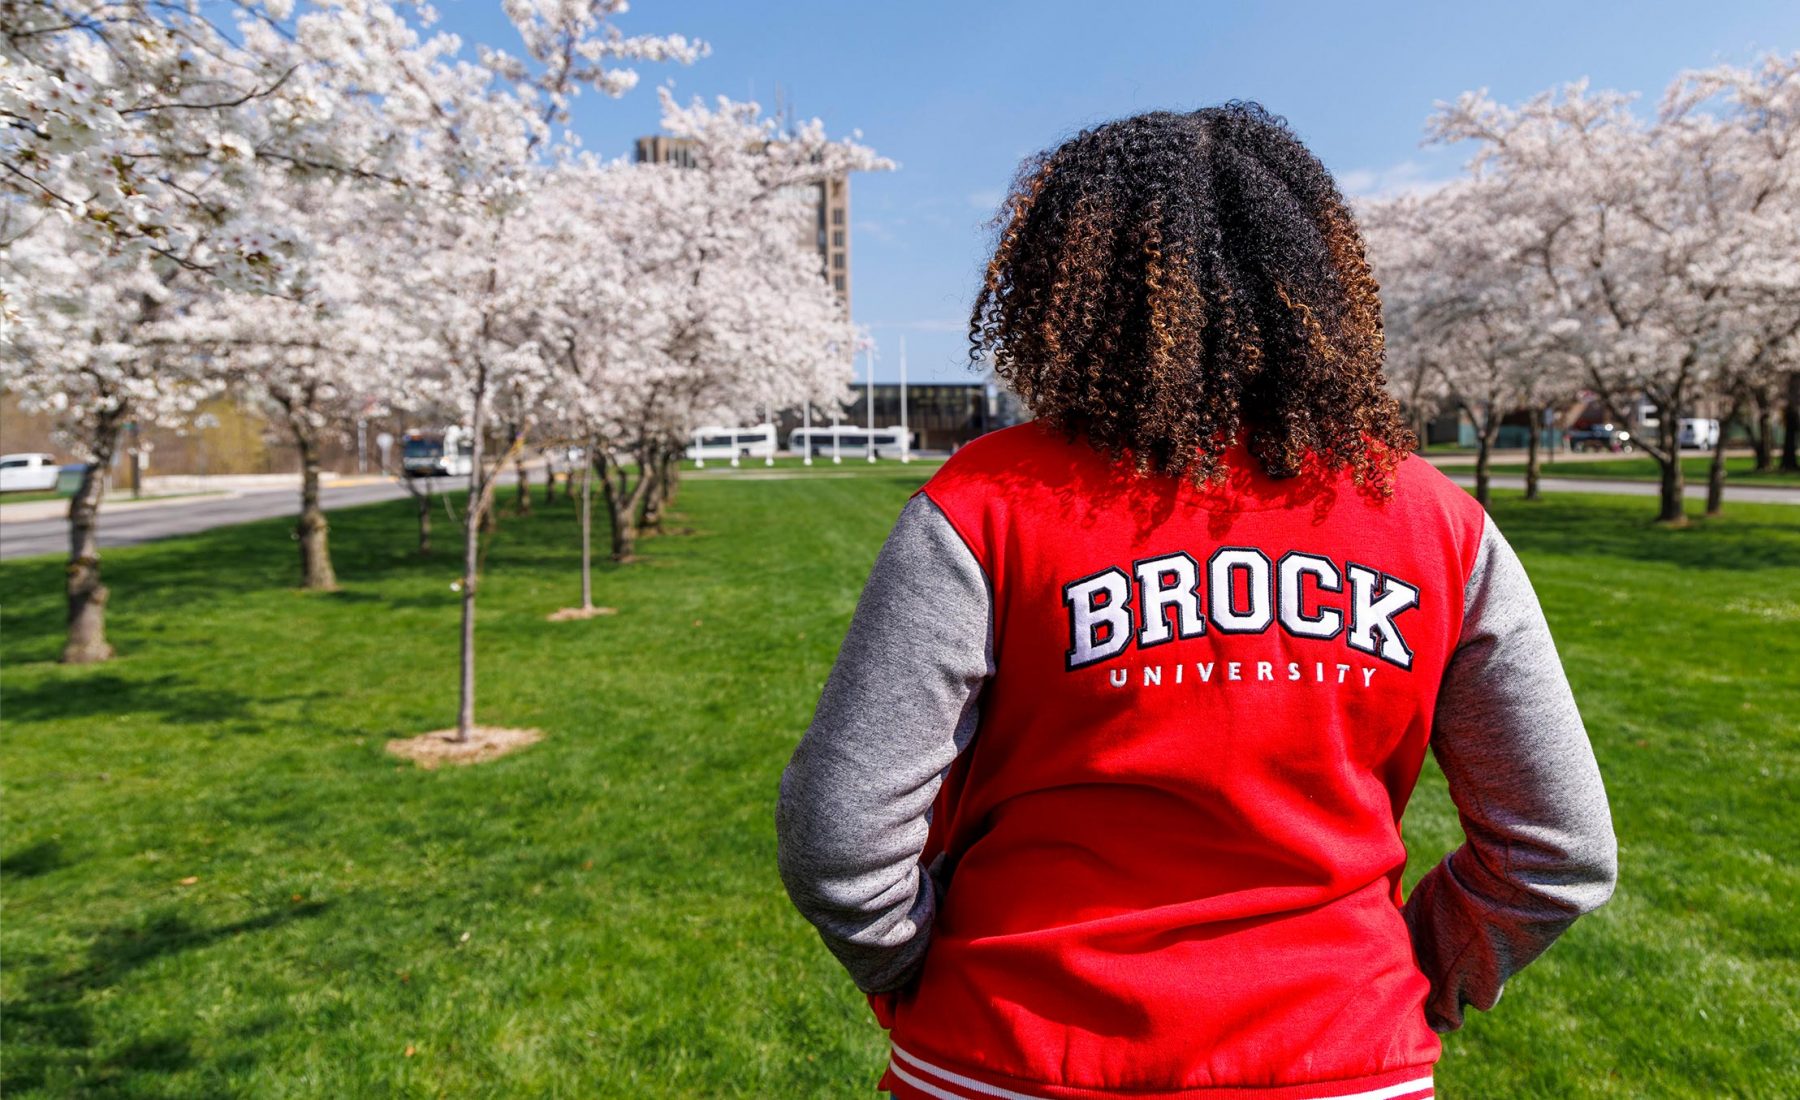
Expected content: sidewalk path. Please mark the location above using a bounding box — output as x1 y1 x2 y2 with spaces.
5 467 1792 563
1444 473 1799 506
1 478 412 560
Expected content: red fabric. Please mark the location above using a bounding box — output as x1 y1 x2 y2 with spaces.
879 423 1485 1096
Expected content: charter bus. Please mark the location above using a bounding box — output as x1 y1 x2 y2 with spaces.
401 428 475 478
684 424 779 462
787 425 913 459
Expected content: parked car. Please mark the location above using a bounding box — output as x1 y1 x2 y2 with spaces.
1678 418 1721 450
0 452 61 493
1566 424 1633 453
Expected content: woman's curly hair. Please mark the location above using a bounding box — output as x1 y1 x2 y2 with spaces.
970 103 1414 489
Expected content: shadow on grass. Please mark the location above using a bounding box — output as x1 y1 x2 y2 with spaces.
0 496 511 661
0 673 259 727
1 838 69 881
1 902 330 1097
1490 496 1800 572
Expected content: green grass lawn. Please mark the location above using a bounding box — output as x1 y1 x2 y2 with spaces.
1488 453 1800 487
0 491 69 506
2 472 1796 1097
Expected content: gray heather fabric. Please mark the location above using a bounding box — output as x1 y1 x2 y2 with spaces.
775 493 993 993
1403 512 1619 1033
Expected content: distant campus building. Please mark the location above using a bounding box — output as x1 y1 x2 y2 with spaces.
634 135 853 312
637 134 1011 452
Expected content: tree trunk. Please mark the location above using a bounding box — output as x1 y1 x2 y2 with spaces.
63 419 122 665
514 450 532 515
478 434 499 534
600 457 634 562
416 479 433 555
641 445 670 532
457 372 488 743
1473 412 1498 509
1652 408 1686 525
542 461 558 506
597 449 652 562
578 437 594 610
1751 388 1775 474
295 432 338 591
1524 409 1543 502
1781 370 1799 473
661 450 681 510
1705 397 1742 517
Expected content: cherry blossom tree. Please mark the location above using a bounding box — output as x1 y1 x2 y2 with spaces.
322 0 704 741
168 180 429 589
0 219 212 661
1665 55 1800 510
1367 180 1579 506
536 94 886 579
1425 54 1800 523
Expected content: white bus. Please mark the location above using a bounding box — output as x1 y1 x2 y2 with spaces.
685 424 778 462
788 425 913 459
401 427 475 478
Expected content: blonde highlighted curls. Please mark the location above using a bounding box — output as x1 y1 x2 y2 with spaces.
970 103 1414 490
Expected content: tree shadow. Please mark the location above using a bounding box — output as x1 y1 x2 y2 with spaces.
1 901 330 1097
0 673 258 726
1 838 69 881
1489 497 1800 572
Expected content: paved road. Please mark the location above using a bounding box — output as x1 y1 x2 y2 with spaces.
0 480 414 560
1445 473 1800 506
5 468 1793 562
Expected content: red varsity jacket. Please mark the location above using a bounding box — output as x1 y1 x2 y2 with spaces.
874 422 1487 1100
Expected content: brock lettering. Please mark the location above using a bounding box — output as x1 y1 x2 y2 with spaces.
1063 547 1420 672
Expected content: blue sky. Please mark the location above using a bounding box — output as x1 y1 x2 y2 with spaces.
436 0 1799 383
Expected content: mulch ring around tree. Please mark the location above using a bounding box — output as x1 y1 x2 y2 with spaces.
545 606 617 622
386 727 543 769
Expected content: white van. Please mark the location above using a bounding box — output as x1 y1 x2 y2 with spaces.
1677 418 1720 450
0 453 60 493
788 426 913 459
685 424 778 462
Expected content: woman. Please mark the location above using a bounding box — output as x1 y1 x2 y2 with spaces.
776 104 1616 1100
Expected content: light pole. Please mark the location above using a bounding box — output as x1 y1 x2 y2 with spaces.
865 346 876 463
899 335 911 463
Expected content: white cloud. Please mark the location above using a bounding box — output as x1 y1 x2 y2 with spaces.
853 218 899 245
966 188 1005 212
1337 159 1453 201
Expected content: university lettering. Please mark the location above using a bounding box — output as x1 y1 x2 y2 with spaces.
1063 547 1420 671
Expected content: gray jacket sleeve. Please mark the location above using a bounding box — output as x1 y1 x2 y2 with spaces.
775 493 993 993
1404 513 1619 1033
